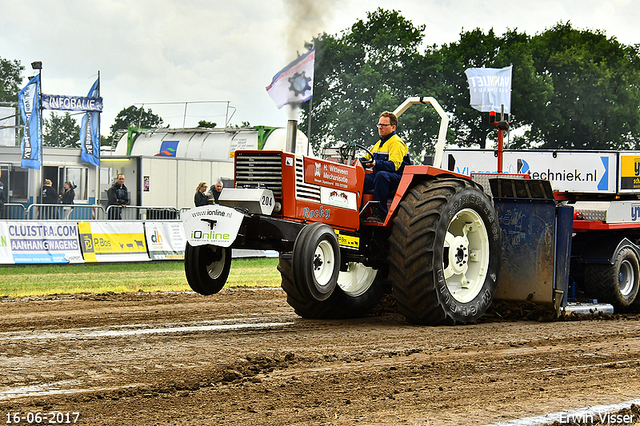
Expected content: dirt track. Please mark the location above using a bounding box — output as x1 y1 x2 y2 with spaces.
1 288 640 425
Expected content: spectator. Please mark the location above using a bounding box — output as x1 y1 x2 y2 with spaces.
107 174 130 220
61 181 76 219
194 182 210 207
210 181 223 204
41 179 60 219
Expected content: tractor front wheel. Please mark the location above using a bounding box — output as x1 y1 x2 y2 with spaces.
184 243 232 295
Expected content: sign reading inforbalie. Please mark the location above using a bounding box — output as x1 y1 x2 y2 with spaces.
42 94 103 112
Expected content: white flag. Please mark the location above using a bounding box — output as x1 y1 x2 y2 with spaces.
266 49 315 109
465 65 512 114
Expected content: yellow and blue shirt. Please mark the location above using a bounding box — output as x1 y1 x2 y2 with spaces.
365 133 411 174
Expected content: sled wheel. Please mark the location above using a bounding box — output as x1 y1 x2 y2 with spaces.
184 242 231 295
291 222 341 301
585 247 639 308
388 177 501 325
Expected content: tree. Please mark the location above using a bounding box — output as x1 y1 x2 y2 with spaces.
425 28 554 149
301 8 426 157
0 57 24 102
525 22 640 149
109 105 164 137
305 12 640 155
43 112 81 148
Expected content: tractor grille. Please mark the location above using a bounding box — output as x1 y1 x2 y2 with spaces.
295 157 321 202
235 153 283 197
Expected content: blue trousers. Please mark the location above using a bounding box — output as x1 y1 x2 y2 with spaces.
363 171 402 215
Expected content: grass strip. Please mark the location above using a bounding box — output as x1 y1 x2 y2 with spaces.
0 258 280 298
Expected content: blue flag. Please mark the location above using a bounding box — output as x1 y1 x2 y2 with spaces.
80 77 100 167
465 66 512 114
18 74 42 170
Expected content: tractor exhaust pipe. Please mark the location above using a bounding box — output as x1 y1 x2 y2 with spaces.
285 119 297 153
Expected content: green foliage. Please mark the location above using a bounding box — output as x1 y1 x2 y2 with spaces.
305 13 640 154
109 105 164 136
0 57 24 102
525 22 640 149
302 8 427 158
197 120 217 128
43 112 81 148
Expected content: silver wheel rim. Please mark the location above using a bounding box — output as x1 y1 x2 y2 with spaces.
619 259 635 297
443 208 490 303
205 248 226 279
313 240 336 290
337 262 377 297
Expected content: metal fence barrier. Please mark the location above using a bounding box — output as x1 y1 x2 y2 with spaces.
26 204 107 221
2 203 27 220
105 205 180 221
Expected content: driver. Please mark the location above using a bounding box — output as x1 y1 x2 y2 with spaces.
360 111 411 223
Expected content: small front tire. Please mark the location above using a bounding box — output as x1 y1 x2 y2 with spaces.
184 243 232 295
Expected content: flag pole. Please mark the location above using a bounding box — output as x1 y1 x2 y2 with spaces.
306 97 312 156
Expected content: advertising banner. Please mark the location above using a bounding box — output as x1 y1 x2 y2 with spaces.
618 152 640 193
443 149 616 194
78 221 149 262
0 222 15 264
42 94 103 112
18 74 41 170
79 77 101 167
465 66 512 114
4 221 84 264
144 222 186 260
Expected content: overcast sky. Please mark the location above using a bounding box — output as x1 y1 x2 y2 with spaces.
1 0 638 137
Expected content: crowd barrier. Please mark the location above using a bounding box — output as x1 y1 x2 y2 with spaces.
0 219 186 264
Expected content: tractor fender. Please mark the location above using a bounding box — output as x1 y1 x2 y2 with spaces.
387 165 469 221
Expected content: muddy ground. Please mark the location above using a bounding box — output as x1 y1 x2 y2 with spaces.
1 288 640 425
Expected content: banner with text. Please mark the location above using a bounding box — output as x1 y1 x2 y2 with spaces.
465 66 512 114
0 223 15 264
2 221 84 264
42 94 103 112
79 77 101 167
78 221 149 262
18 74 42 169
144 222 186 260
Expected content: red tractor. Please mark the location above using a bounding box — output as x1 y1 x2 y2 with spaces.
183 98 502 325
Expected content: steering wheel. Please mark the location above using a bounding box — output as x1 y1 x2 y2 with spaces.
338 143 374 166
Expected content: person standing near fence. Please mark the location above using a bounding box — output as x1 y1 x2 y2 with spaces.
210 181 223 204
107 174 129 220
194 182 211 207
61 181 76 219
41 179 59 219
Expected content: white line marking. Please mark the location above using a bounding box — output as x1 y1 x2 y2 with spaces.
482 399 640 425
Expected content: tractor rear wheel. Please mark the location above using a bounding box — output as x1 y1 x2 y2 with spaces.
388 177 501 325
184 243 231 295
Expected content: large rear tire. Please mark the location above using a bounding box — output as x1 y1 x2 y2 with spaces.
585 246 639 309
280 255 387 319
184 243 231 295
388 178 501 325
